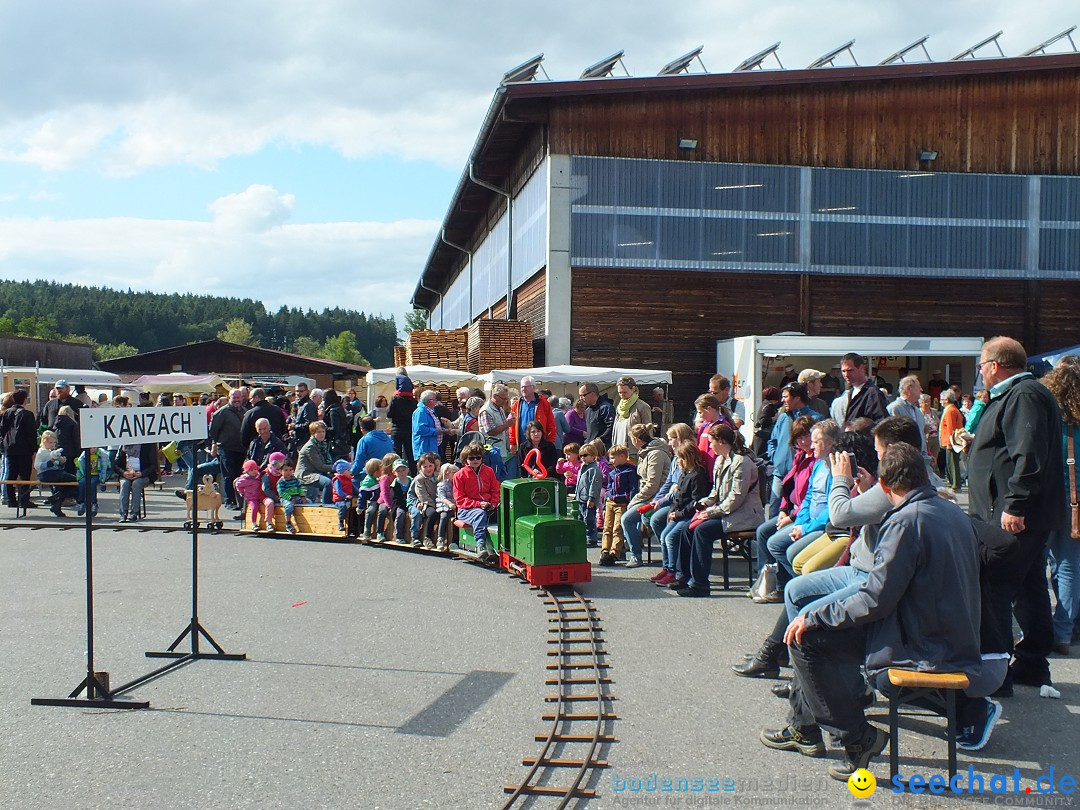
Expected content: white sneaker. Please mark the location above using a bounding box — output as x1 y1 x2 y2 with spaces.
625 556 642 568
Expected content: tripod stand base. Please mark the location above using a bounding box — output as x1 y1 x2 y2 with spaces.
31 697 149 709
145 618 246 661
145 651 247 660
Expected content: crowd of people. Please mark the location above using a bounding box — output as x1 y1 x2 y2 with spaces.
3 343 1078 782
731 340 1078 782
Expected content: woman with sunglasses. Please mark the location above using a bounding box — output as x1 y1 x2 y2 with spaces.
452 442 501 563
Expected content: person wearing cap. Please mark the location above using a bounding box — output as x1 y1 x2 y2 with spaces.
387 375 418 473
41 379 82 432
797 369 829 419
780 364 798 386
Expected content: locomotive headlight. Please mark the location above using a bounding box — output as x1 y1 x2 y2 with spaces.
530 488 551 508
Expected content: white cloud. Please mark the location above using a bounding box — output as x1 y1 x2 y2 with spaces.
0 211 436 322
208 184 294 233
0 1 1073 175
29 190 62 202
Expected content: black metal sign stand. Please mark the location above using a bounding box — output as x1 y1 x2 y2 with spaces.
143 481 246 666
32 448 244 711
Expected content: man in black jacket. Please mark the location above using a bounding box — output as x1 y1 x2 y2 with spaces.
387 389 417 472
291 383 318 448
2 390 38 509
832 353 888 426
41 379 83 429
209 389 245 508
240 387 286 449
968 336 1066 690
579 383 615 448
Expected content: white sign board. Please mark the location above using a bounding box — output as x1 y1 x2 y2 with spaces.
80 406 208 448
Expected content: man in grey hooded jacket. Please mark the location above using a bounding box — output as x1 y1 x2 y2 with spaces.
760 443 981 781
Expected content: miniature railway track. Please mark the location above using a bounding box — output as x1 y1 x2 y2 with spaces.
0 521 203 534
502 585 614 808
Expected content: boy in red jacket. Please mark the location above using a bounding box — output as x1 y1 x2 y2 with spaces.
452 441 501 563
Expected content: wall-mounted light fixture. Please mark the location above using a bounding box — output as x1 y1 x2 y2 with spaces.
917 149 939 161
678 138 698 149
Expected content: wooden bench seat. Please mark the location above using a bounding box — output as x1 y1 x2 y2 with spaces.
886 668 970 781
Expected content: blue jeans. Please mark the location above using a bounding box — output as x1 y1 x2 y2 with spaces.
1048 528 1080 645
785 566 868 623
186 457 222 490
650 505 674 570
578 499 597 542
410 504 436 541
686 518 729 591
620 506 647 561
303 475 332 504
764 522 800 584
754 516 780 567
667 519 695 582
458 506 496 550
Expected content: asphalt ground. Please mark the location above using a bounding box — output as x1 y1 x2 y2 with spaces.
1 484 1078 809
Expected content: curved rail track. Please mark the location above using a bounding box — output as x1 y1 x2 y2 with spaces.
502 585 614 808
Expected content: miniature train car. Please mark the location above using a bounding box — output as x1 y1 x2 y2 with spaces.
457 477 590 586
241 474 591 587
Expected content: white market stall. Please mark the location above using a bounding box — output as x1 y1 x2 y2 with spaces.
130 372 228 395
1 365 124 412
481 364 673 403
365 365 482 412
717 334 985 445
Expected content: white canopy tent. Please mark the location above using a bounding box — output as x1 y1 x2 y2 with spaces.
130 372 227 394
365 365 481 411
481 364 673 402
1 366 123 388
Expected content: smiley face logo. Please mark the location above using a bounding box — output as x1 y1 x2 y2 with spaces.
848 768 877 798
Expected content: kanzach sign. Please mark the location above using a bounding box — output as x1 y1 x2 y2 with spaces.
80 406 208 448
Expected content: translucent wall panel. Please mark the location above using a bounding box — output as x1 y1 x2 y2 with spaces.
570 156 1079 280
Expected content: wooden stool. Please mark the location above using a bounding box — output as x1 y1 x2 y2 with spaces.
720 530 756 590
886 668 970 781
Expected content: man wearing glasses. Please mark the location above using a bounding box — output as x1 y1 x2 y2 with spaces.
968 336 1066 692
478 383 515 475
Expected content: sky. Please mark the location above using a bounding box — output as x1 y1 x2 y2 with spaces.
0 1 1075 330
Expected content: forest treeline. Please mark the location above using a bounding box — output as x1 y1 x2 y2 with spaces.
0 279 397 366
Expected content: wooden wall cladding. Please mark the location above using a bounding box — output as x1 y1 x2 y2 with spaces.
570 267 1080 400
549 71 1080 175
515 269 547 336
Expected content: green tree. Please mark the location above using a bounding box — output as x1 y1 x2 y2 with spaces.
292 336 324 358
404 308 428 333
0 315 14 335
95 342 138 361
217 318 260 347
322 330 371 366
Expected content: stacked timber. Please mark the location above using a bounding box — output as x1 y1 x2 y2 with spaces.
406 329 469 369
468 319 533 375
393 345 407 367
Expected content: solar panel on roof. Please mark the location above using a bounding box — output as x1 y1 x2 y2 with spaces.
733 42 783 72
502 54 548 84
807 39 857 69
879 35 932 65
581 50 629 79
658 46 706 76
1020 26 1077 56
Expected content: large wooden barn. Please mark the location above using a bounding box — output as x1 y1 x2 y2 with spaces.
411 48 1080 398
